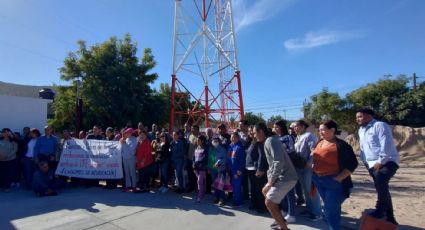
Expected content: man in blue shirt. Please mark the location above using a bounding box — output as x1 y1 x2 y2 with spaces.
356 107 400 225
34 126 58 167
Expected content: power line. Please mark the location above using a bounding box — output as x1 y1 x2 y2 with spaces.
245 97 306 106
21 0 103 41
245 104 303 112
0 12 75 47
0 39 62 63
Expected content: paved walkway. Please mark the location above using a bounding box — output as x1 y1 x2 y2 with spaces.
0 186 346 230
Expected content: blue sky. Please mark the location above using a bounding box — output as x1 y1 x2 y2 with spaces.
0 0 424 120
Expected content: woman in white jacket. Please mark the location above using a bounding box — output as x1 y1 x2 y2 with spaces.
120 128 138 192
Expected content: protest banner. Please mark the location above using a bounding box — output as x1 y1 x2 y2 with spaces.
56 139 123 179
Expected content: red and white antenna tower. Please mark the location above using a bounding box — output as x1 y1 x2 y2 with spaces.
170 0 244 130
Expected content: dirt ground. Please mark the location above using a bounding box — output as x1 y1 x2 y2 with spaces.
341 161 425 230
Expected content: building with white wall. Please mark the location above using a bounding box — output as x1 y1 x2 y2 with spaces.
0 95 51 133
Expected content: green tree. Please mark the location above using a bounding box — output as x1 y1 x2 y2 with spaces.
394 81 425 127
267 115 284 124
244 112 266 125
303 88 359 132
347 75 410 124
304 75 425 133
153 83 171 128
304 88 344 123
49 85 77 130
50 34 162 131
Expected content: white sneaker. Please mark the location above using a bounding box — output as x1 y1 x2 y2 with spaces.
285 215 296 223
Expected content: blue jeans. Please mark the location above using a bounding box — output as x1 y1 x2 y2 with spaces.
23 157 37 189
296 167 322 216
159 160 170 187
172 158 185 189
280 188 296 216
33 179 62 195
312 174 346 230
232 174 243 206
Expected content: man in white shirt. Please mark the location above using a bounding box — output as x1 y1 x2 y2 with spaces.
356 107 400 225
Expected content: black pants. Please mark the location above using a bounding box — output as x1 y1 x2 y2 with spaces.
247 170 267 210
12 157 22 183
185 159 197 191
367 161 399 219
0 160 14 189
242 168 250 200
206 171 212 194
139 164 154 190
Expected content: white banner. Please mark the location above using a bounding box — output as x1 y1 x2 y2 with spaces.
55 139 123 179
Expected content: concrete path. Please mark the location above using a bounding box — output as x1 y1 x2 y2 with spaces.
0 187 342 230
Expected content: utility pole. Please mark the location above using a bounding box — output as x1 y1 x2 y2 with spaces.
75 77 83 135
413 73 417 91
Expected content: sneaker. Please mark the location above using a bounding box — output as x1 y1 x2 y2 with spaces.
296 197 305 206
270 221 283 230
218 200 225 206
285 215 296 223
270 221 278 228
306 214 322 222
256 208 267 214
386 217 399 225
368 210 385 219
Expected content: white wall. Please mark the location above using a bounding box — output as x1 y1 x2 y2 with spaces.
0 95 51 133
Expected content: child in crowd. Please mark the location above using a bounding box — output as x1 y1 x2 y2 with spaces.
193 135 208 202
229 132 245 207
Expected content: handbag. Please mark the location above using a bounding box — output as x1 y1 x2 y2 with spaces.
213 174 233 192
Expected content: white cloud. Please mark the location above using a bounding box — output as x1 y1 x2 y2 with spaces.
284 30 365 51
233 0 296 31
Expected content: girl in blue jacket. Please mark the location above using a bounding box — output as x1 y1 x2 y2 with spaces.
228 132 245 207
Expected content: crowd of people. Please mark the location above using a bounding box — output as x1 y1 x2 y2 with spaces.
0 107 401 230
